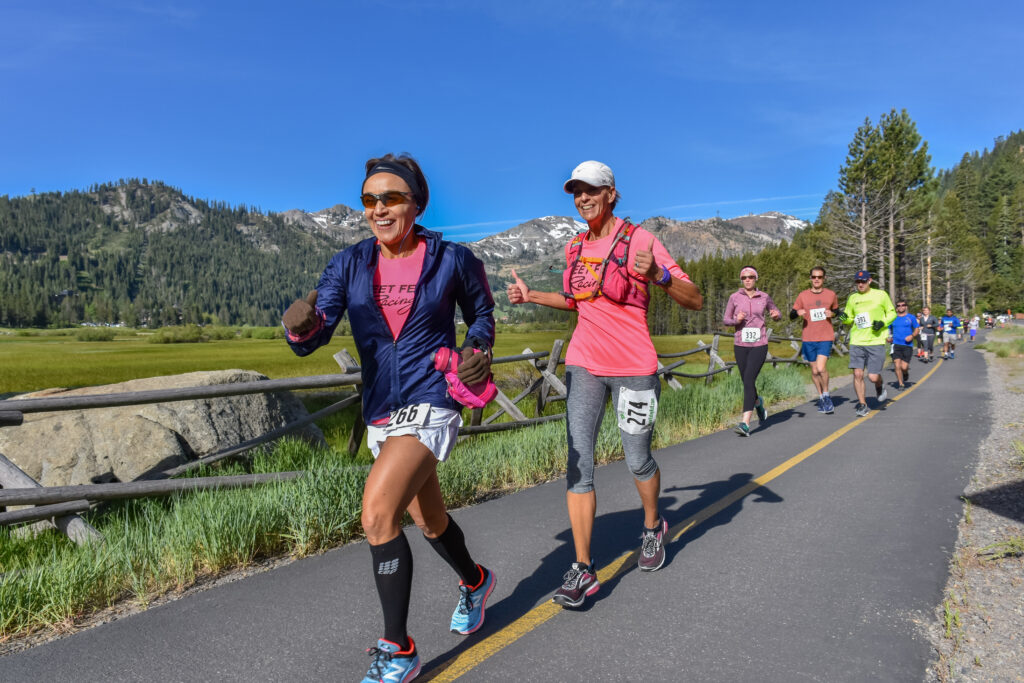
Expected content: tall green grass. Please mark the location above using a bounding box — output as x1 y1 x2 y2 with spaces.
0 364 809 638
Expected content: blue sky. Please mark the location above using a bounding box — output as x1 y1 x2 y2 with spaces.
2 1 1021 240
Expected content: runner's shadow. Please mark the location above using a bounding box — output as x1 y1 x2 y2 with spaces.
658 473 783 565
967 480 1024 525
420 495 682 671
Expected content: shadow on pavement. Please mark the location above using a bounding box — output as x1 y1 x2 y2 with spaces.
967 479 1024 525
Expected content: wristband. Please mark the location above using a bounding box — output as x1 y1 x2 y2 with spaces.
657 265 672 286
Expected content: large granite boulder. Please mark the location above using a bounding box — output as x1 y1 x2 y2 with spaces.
0 370 326 486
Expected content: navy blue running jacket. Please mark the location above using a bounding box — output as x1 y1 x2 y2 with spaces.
286 225 495 424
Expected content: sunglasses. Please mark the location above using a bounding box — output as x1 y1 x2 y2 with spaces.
897 304 907 307
360 191 413 209
855 279 868 284
740 275 757 280
810 275 824 279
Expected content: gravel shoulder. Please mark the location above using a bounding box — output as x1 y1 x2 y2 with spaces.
926 347 1024 682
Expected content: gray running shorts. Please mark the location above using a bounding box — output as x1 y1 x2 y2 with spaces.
849 344 885 375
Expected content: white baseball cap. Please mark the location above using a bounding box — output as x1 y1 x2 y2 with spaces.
563 160 615 193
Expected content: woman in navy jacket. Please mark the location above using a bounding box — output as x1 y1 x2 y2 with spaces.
283 154 496 683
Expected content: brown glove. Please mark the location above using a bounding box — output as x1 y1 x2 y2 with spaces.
457 347 491 386
283 290 319 335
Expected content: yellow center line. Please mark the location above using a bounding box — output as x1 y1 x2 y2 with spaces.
423 360 944 681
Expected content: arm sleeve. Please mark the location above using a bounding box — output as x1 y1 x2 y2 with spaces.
723 294 738 326
287 254 349 357
455 245 496 350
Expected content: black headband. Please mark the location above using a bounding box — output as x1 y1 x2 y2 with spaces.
365 161 425 209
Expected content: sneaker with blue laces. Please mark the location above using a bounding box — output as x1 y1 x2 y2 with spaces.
361 637 420 683
755 396 768 422
449 565 496 635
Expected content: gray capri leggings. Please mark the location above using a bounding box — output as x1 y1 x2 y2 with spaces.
565 365 661 494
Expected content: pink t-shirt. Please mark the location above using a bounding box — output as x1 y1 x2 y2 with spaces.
564 221 689 376
374 239 426 340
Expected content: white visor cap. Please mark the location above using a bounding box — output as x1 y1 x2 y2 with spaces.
563 160 615 193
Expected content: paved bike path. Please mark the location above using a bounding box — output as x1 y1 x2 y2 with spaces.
2 338 989 682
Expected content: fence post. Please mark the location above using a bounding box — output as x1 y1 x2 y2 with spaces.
703 333 727 386
0 452 103 545
334 350 365 456
534 339 564 416
657 359 684 390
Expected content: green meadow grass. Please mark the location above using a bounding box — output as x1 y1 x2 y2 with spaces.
976 325 1024 358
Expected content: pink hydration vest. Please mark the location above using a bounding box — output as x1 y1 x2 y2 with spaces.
562 220 650 310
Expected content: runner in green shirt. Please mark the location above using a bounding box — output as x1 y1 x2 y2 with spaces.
839 270 897 417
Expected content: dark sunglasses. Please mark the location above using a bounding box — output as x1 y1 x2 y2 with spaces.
854 279 868 284
897 303 907 307
740 275 757 280
810 275 824 279
360 191 413 209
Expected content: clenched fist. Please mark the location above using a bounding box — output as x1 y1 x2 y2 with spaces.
283 290 319 335
457 348 491 386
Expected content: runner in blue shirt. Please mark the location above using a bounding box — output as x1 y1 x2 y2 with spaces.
887 299 919 390
941 309 961 360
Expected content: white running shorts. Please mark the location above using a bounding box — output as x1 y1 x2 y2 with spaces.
365 406 463 462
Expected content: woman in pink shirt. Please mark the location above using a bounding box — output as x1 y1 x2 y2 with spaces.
723 266 782 436
507 160 702 608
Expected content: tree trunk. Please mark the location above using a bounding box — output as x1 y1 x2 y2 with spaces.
888 192 897 300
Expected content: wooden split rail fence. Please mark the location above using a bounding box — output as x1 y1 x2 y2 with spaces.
0 330 846 545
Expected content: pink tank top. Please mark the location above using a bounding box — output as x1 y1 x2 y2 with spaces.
374 239 426 340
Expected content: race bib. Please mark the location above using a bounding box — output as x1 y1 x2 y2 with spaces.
944 323 953 332
616 388 658 435
809 307 827 322
385 403 431 432
854 312 871 329
741 327 762 343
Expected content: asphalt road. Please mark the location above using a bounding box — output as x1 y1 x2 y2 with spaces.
1 336 989 682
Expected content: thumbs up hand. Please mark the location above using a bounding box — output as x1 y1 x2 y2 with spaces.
633 238 658 279
506 269 530 305
283 290 320 335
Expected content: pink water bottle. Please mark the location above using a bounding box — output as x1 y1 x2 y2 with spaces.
433 348 497 408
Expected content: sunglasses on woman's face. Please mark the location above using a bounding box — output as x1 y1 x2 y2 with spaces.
360 191 413 209
740 275 757 280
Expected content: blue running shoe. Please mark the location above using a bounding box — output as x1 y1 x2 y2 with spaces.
450 565 495 635
822 395 835 414
361 637 420 683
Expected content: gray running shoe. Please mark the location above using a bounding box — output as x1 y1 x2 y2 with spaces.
638 517 668 572
855 402 869 417
552 562 599 608
876 388 888 403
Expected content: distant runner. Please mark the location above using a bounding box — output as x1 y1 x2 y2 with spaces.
790 266 839 414
887 298 919 391
969 316 979 342
839 270 896 417
919 306 939 363
724 265 782 435
941 308 961 359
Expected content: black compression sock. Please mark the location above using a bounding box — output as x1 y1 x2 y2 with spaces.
369 532 414 648
425 514 481 586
